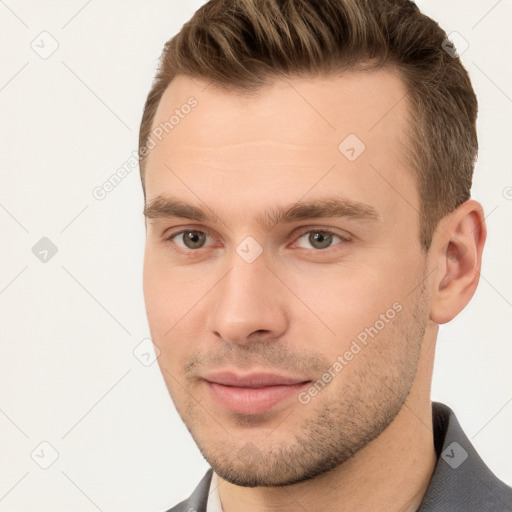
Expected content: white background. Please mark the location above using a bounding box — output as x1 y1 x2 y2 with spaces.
0 1 511 510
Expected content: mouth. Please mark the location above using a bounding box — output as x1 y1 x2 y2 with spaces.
203 371 312 415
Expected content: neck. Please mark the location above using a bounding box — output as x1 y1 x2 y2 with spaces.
217 325 438 512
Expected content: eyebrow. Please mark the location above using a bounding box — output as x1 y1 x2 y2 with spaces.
143 195 380 228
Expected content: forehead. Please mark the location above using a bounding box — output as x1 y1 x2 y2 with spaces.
144 69 418 236
150 69 409 144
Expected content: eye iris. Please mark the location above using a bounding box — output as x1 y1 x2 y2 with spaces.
309 231 333 249
183 231 206 249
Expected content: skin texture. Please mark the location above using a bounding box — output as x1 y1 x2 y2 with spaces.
142 69 486 512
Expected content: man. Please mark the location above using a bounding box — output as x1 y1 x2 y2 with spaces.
139 0 512 510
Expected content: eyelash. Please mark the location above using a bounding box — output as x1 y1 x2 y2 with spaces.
164 227 351 253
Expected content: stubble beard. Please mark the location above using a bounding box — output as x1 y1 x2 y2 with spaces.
171 283 429 487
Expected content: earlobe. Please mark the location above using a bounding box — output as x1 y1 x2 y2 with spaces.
429 200 487 324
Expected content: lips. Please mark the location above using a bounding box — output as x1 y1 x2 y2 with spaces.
203 371 311 415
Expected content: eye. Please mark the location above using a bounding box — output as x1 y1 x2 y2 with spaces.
169 230 212 250
294 229 349 250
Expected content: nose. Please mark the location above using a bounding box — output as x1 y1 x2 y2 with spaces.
206 256 289 346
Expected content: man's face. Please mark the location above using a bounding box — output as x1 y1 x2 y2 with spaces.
143 70 431 486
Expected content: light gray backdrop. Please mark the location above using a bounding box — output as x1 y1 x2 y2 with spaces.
1 1 511 510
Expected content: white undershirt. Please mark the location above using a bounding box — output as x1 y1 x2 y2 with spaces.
206 471 224 512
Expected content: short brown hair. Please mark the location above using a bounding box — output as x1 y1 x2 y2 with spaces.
139 0 478 252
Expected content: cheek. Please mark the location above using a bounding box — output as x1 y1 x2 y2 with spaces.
143 250 197 325
287 264 407 356
143 253 210 370
294 278 415 394
143 256 168 333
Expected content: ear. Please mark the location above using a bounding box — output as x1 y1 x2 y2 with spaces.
429 199 487 324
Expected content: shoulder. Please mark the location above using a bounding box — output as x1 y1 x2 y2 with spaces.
162 468 213 512
418 402 512 511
